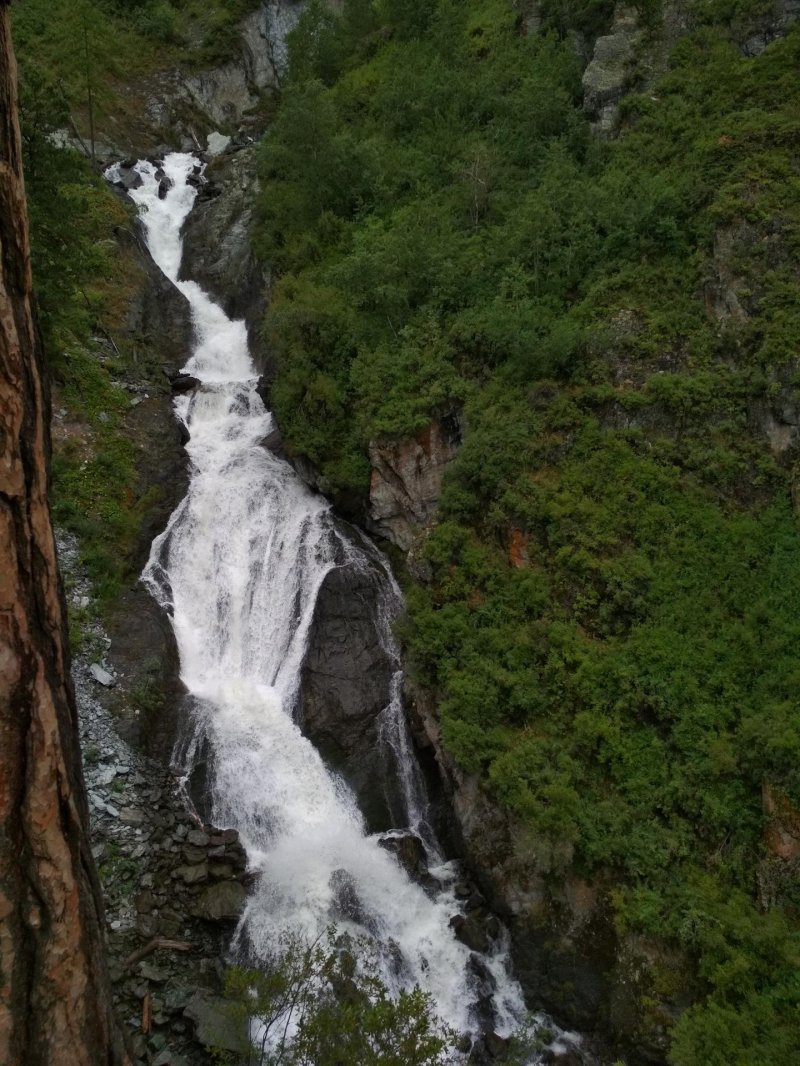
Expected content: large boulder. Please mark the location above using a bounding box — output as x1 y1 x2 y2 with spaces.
299 551 396 829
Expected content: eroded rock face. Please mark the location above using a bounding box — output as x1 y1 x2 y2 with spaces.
299 554 397 829
406 681 696 1062
368 412 462 552
581 9 641 133
740 0 800 55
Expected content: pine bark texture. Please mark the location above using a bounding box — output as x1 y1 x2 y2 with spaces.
0 5 127 1063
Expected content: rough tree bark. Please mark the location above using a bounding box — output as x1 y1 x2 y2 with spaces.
0 4 127 1064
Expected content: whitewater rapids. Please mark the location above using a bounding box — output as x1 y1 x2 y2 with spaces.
115 151 532 1046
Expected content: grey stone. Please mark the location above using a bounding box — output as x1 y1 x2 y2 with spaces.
120 807 146 827
207 131 232 157
164 985 192 1013
299 548 397 829
581 10 642 133
89 663 115 687
186 829 210 847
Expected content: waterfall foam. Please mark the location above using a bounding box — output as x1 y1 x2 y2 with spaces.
117 151 550 1053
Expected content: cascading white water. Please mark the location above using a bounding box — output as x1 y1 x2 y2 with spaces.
116 152 538 1049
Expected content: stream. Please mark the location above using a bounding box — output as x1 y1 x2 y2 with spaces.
109 152 580 1061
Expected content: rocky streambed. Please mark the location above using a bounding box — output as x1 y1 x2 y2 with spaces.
62 531 255 1065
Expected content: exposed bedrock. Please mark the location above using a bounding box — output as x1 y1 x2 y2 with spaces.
180 145 271 372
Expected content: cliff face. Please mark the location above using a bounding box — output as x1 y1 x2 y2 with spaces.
0 7 125 1062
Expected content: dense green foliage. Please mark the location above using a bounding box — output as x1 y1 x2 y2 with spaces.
256 1 800 1060
14 0 262 608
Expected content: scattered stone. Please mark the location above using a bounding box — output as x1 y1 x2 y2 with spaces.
120 807 146 827
89 663 115 687
208 861 234 880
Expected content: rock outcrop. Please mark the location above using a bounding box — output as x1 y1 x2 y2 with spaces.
180 145 270 370
367 412 462 552
299 540 397 829
581 8 642 133
407 683 695 1063
740 0 800 55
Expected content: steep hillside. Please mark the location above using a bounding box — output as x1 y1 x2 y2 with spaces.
256 1 800 1061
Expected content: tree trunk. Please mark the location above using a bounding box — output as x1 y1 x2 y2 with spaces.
0 5 128 1064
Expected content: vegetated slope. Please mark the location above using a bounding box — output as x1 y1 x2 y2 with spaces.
256 1 800 1060
13 0 263 611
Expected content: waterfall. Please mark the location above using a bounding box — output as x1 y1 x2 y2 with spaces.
113 152 533 1050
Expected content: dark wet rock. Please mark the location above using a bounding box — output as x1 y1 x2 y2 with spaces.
378 832 429 882
450 912 490 953
197 181 222 202
299 556 396 831
485 1032 511 1059
191 881 247 922
114 166 144 192
263 424 285 458
255 374 272 406
330 868 374 929
170 373 200 393
542 1051 585 1066
176 862 208 885
179 147 271 372
467 953 497 1001
158 176 173 200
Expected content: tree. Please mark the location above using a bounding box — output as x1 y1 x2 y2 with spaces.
223 931 454 1065
0 4 127 1063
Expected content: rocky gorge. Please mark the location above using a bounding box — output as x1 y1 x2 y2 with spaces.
27 0 800 1062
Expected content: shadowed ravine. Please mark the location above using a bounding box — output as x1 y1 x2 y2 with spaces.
109 152 579 1060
